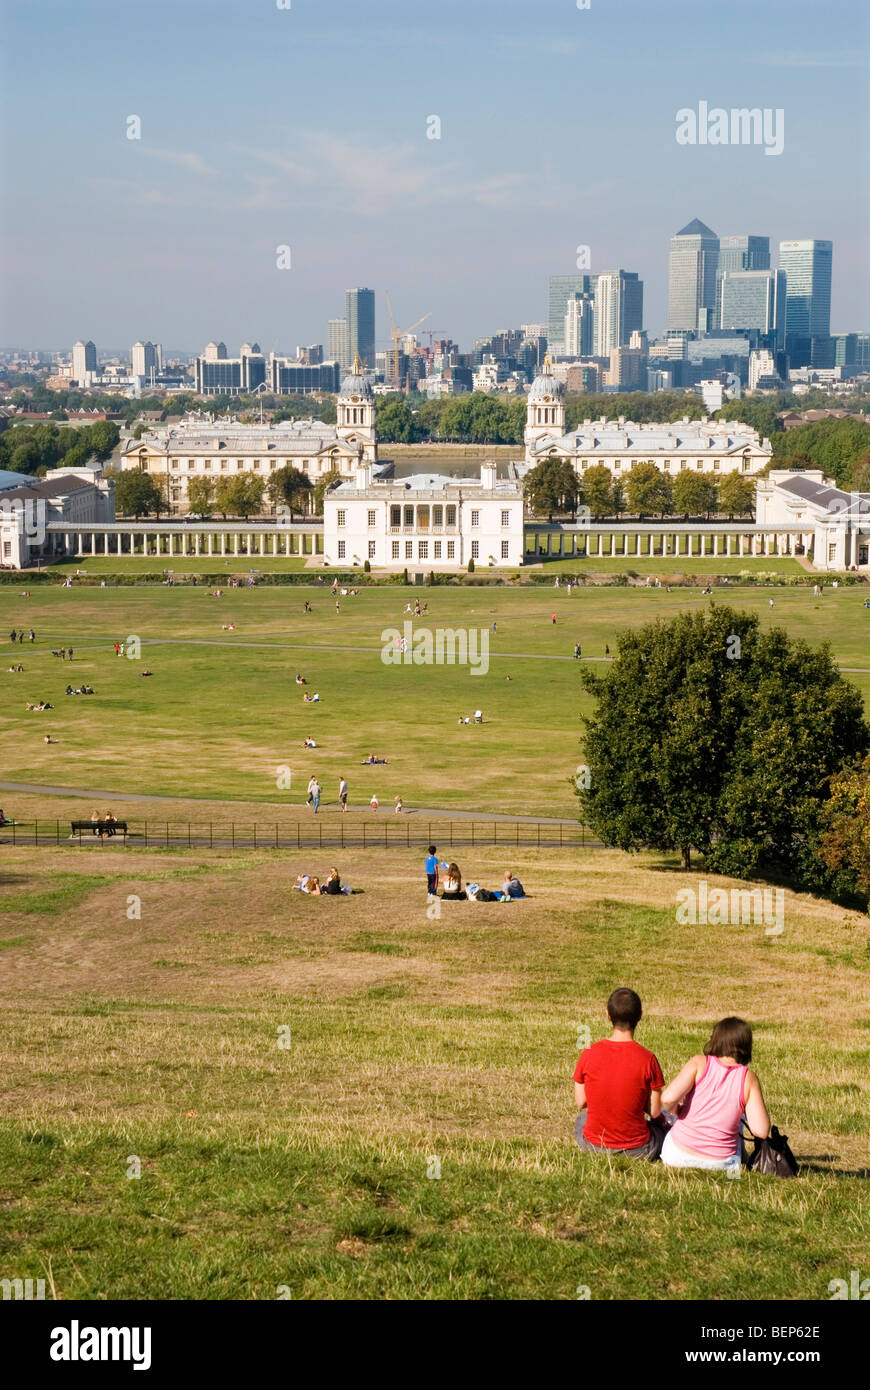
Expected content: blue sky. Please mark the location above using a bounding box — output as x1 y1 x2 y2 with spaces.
1 0 868 353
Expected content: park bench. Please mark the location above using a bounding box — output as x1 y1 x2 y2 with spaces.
70 819 128 841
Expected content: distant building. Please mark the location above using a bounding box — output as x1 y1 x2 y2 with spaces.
121 358 377 515
0 465 114 568
563 293 595 357
328 318 349 371
715 235 770 320
131 341 158 380
594 270 643 356
548 275 595 355
668 219 719 333
523 357 770 474
194 344 266 394
346 288 375 370
749 348 784 392
719 269 786 347
71 340 97 386
780 239 833 352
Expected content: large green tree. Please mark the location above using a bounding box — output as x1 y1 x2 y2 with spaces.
187 477 215 517
626 462 673 518
816 753 870 906
582 464 617 518
717 473 756 518
525 456 580 520
577 605 869 879
267 465 312 519
114 469 164 518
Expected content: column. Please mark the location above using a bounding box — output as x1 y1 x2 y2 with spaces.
700 534 706 557
234 534 239 556
726 534 732 556
713 534 719 557
611 534 616 557
598 533 604 557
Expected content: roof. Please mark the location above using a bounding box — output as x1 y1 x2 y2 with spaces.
529 419 769 457
675 218 718 239
0 476 94 504
0 468 35 491
776 474 870 517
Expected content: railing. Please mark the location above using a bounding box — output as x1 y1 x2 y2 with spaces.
1 818 596 852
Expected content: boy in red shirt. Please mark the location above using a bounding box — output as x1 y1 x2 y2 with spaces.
573 987 665 1161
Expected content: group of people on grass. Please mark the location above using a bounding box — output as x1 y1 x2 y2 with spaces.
295 867 348 895
424 848 525 902
574 988 770 1171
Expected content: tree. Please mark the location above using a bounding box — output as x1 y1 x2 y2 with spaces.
232 474 265 519
114 469 163 518
88 420 121 460
375 397 425 443
582 464 616 518
626 462 672 518
816 754 870 906
672 470 709 518
851 451 870 491
267 465 312 519
717 473 756 518
525 456 580 521
187 477 215 517
214 476 236 519
577 605 868 877
313 469 343 512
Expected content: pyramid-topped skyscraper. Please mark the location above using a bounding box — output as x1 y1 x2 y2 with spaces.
668 219 719 333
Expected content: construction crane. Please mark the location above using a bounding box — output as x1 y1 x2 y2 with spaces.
385 292 430 390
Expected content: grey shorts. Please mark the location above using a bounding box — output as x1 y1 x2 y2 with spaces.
574 1114 663 1162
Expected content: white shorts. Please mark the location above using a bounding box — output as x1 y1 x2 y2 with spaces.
661 1130 740 1172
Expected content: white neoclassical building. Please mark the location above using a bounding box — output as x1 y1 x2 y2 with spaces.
523 358 771 477
0 465 115 568
323 461 525 571
755 470 870 571
121 356 377 515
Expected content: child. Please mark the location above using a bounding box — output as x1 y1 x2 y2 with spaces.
395 796 403 813
370 794 378 812
425 845 439 898
574 988 665 1161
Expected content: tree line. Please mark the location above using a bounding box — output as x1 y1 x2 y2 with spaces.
524 456 757 521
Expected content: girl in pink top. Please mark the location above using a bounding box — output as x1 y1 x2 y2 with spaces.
660 1017 770 1171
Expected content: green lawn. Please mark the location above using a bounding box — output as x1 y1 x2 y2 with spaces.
0 844 867 1300
1 584 868 817
41 555 316 574
528 555 805 575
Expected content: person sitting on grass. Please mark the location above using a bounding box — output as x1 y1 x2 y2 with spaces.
321 867 342 896
440 862 467 901
502 870 526 898
574 988 665 1162
660 1017 770 1172
295 874 322 894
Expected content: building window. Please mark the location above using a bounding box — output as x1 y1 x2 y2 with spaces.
680 460 687 470
253 461 261 469
501 509 510 527
713 459 720 471
221 461 228 471
392 540 400 559
434 541 441 559
418 542 428 559
433 506 443 526
742 457 750 472
405 541 413 559
203 461 211 470
368 540 376 559
367 509 376 527
171 460 179 470
337 510 346 527
404 506 414 526
187 461 195 470
501 540 509 558
447 541 455 559
472 540 479 559
446 505 456 526
828 542 837 562
471 510 480 527
338 540 346 559
391 505 401 527
270 460 277 469
238 461 245 470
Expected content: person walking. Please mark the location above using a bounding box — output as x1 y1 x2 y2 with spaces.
424 845 439 899
370 794 379 812
307 776 321 814
551 613 556 625
338 776 348 812
29 630 34 643
394 795 403 813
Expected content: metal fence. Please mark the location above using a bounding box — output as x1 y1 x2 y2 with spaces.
2 818 596 852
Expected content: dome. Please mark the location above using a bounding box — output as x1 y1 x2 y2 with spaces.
528 356 564 401
339 352 373 400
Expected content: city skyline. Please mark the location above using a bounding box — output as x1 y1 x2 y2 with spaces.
1 0 868 349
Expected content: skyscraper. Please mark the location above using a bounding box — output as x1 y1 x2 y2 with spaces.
548 275 598 353
328 318 349 370
131 341 157 379
779 240 833 341
668 219 719 333
715 236 770 320
563 292 595 357
345 288 375 369
719 269 786 347
71 339 97 384
594 270 643 356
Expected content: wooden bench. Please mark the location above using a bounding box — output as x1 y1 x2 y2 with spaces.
70 819 128 840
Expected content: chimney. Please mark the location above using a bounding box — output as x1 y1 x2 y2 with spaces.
356 461 372 489
481 460 497 490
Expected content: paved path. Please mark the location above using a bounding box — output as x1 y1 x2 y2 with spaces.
0 779 576 825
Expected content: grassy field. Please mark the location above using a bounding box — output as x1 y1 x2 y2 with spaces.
1 583 869 818
0 844 867 1300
